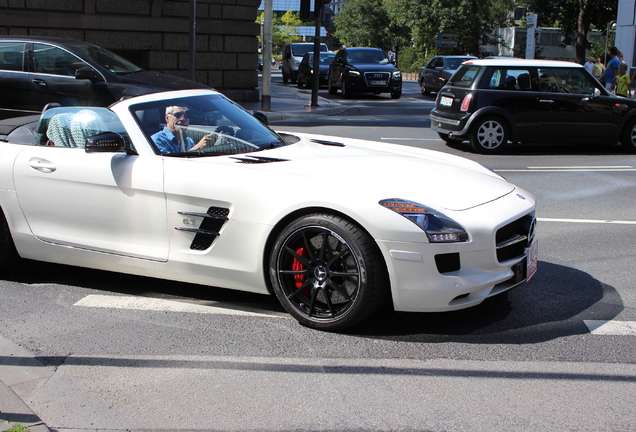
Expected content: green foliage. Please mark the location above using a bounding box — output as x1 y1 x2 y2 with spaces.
397 47 426 73
257 10 304 55
5 425 31 432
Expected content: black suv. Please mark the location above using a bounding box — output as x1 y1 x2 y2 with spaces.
328 47 402 99
0 36 208 118
430 58 636 153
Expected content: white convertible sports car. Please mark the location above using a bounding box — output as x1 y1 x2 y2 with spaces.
0 89 537 331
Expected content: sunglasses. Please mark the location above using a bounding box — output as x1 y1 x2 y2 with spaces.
171 111 189 119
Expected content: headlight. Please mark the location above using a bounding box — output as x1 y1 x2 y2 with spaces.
380 198 468 243
392 71 402 79
348 70 361 77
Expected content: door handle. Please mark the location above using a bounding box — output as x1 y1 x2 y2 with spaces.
539 99 554 103
29 157 57 173
31 79 48 86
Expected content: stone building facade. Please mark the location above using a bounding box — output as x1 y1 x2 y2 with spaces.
0 0 261 101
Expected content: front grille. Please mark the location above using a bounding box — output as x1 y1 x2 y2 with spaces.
435 253 461 274
496 213 536 262
364 72 390 86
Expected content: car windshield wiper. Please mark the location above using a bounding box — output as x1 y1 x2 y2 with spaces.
162 150 225 158
250 141 286 152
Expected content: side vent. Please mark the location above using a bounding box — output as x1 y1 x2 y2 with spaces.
176 207 230 250
231 156 289 164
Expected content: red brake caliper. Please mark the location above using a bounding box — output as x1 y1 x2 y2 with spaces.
292 246 308 293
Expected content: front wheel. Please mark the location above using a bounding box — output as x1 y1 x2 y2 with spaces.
420 80 430 95
328 76 338 95
620 118 636 153
390 90 402 99
470 116 509 154
0 209 18 271
269 214 388 331
341 78 352 98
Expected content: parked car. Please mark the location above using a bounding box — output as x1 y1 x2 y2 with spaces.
328 47 402 99
0 88 536 331
0 36 208 118
297 52 336 88
430 58 636 153
281 42 328 84
418 55 477 95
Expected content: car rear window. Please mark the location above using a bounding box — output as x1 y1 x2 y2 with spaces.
448 65 481 88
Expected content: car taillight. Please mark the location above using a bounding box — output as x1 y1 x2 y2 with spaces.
460 93 473 112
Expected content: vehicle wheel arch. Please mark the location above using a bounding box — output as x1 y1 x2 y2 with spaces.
0 206 20 271
262 206 388 296
466 107 518 142
616 110 636 142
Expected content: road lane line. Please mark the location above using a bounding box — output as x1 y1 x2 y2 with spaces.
584 320 636 336
498 168 636 172
537 218 636 225
73 294 287 318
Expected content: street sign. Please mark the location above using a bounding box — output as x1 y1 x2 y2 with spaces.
437 33 457 41
436 40 458 48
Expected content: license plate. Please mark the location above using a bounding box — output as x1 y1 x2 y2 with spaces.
526 240 538 281
440 96 453 106
369 80 387 86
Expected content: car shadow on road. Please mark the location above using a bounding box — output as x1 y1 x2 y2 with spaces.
347 261 623 343
2 259 622 343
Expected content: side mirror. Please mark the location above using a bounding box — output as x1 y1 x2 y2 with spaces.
252 111 268 125
593 88 601 98
75 67 102 83
85 132 127 153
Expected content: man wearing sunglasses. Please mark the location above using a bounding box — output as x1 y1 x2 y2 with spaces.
151 105 206 153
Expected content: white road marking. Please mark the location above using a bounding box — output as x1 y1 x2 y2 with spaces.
498 166 635 172
73 294 287 318
584 320 636 336
538 217 636 225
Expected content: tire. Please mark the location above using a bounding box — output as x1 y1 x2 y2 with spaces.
297 77 303 88
328 74 338 95
390 90 402 99
290 70 297 84
341 78 352 98
0 209 18 271
269 213 388 331
470 116 509 154
438 132 463 145
420 80 430 95
620 118 636 153
282 71 289 84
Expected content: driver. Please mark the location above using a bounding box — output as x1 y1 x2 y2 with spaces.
151 106 209 153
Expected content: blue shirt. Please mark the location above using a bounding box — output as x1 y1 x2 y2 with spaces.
151 127 196 154
605 56 621 83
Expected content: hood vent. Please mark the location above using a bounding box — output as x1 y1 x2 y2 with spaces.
310 138 345 147
231 156 289 164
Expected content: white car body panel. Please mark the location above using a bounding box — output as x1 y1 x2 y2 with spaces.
0 89 537 322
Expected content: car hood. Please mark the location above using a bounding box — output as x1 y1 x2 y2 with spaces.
346 63 399 73
244 134 515 212
115 70 210 91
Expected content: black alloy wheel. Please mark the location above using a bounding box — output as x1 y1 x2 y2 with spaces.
269 214 387 331
420 80 430 95
341 78 352 98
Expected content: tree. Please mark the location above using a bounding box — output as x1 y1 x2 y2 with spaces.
524 0 617 63
256 10 304 55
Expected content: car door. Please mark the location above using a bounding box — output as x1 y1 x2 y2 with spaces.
424 57 443 90
329 50 346 89
0 41 33 114
28 42 102 109
535 66 613 142
13 108 169 261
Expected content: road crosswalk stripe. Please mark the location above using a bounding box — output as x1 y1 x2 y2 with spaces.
73 294 287 318
584 320 636 335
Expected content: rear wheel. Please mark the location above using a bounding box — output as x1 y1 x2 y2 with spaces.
620 118 636 153
0 209 18 271
420 80 430 95
328 76 338 95
470 116 509 154
269 214 388 331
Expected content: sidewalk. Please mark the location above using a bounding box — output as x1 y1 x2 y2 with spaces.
238 73 347 121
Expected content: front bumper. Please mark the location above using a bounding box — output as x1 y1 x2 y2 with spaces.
378 190 537 312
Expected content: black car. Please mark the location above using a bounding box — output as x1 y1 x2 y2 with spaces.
0 36 209 118
327 47 402 99
430 58 636 153
297 52 336 88
418 55 476 95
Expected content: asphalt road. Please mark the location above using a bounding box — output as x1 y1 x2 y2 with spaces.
0 76 634 432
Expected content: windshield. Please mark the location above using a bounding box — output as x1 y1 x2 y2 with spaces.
66 43 143 74
131 94 288 156
347 50 390 64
